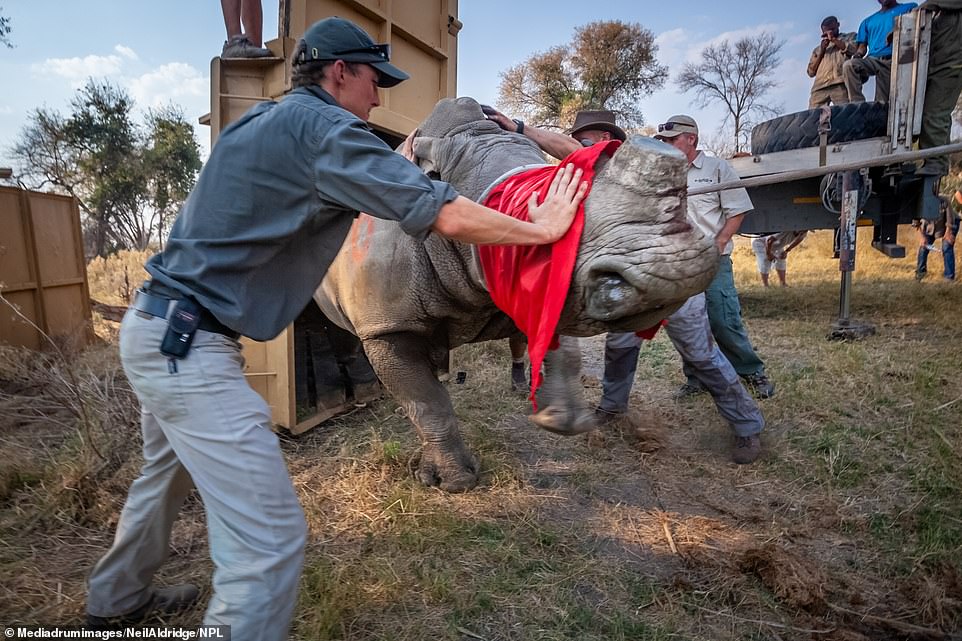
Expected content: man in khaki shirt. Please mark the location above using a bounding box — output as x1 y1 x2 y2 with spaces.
807 16 856 108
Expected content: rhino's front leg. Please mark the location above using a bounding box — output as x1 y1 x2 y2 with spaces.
529 336 598 435
363 334 480 492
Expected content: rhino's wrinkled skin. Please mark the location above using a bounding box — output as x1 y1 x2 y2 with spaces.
315 97 717 492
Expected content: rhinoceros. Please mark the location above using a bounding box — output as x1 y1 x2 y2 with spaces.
315 97 718 492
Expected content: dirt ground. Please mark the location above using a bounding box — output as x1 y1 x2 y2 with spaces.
2 231 962 640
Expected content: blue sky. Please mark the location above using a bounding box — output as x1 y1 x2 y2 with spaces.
0 1 877 168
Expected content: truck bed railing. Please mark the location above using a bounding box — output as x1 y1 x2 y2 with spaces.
688 141 962 197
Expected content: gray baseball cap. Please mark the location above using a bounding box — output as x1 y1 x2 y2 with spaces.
295 17 409 88
655 115 699 138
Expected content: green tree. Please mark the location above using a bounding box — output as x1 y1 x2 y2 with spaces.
11 80 201 257
0 6 11 48
677 32 784 153
143 107 202 249
497 20 667 131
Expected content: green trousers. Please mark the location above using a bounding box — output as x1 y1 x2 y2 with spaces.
919 9 962 174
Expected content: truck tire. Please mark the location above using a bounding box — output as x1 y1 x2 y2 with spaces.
750 102 888 155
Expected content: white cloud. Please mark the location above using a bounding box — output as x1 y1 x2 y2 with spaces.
654 28 691 69
0 106 13 115
657 22 802 71
128 63 212 158
128 62 208 110
114 45 139 61
701 22 793 49
33 52 128 85
24 53 212 158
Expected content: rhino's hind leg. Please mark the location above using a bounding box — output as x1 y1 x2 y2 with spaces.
362 334 480 492
529 336 598 435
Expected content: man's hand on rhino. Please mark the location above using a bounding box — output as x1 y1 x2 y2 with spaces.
431 165 587 246
480 104 515 132
527 164 589 243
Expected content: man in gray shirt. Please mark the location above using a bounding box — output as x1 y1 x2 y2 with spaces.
84 17 587 641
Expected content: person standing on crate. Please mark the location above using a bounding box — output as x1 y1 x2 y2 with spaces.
219 0 273 58
84 16 587 641
843 0 918 103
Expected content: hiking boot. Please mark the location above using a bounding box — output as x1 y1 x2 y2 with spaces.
221 35 273 58
741 372 774 399
87 584 200 628
594 407 624 426
732 435 762 464
673 380 707 399
510 361 528 393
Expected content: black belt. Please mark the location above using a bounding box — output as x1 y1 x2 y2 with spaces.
132 283 240 339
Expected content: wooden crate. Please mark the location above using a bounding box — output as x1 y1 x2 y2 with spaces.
200 0 460 432
0 186 93 350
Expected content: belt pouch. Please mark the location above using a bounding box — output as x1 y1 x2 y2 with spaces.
160 298 202 359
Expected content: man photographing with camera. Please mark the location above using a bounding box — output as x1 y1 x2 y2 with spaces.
807 16 856 108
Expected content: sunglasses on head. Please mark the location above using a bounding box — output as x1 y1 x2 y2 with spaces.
332 43 391 61
658 122 685 132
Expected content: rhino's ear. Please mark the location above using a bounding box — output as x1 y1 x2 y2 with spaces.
412 135 440 174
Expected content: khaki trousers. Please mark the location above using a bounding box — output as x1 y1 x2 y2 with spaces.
843 56 892 102
809 83 850 108
87 310 307 641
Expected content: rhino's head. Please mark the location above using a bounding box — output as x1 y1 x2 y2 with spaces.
559 135 717 336
412 98 717 336
412 98 547 200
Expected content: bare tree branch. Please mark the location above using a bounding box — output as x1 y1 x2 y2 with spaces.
677 32 784 153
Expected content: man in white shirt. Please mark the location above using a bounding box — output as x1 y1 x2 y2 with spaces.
659 116 774 400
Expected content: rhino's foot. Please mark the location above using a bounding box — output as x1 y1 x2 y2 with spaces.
412 444 480 493
528 405 598 436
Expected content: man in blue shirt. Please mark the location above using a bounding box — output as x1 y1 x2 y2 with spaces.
843 0 919 102
84 16 587 641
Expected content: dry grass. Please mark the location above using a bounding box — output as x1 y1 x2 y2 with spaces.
86 249 152 341
2 229 961 640
85 249 152 307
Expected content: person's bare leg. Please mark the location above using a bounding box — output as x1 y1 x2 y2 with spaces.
760 272 770 287
241 0 264 47
776 269 787 287
220 0 242 39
